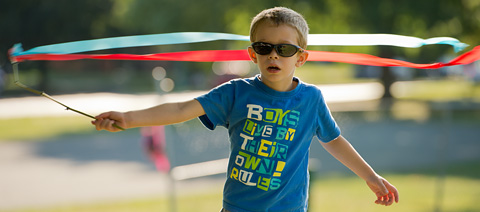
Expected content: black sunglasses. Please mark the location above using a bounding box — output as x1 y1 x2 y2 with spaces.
251 42 304 57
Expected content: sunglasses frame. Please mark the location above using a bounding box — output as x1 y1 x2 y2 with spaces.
251 42 305 57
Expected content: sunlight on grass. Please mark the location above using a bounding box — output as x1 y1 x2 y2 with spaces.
311 174 480 212
391 80 480 101
0 116 95 141
4 192 222 212
5 172 479 212
309 174 431 212
295 63 374 85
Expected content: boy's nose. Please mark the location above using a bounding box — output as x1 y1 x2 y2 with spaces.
268 50 279 60
268 49 279 60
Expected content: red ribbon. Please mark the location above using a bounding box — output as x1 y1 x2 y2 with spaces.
11 46 480 69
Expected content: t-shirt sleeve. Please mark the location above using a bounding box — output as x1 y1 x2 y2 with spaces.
195 81 235 130
315 89 341 143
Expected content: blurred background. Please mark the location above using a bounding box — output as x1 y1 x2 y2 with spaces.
0 0 479 212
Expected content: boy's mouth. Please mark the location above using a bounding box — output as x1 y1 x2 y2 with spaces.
267 65 281 72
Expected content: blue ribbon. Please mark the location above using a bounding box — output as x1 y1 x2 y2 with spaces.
11 32 468 56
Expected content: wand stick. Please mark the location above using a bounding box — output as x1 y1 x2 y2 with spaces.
12 63 125 131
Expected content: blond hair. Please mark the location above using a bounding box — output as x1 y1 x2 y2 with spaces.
250 7 309 49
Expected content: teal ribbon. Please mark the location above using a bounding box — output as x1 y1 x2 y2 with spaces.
11 32 468 56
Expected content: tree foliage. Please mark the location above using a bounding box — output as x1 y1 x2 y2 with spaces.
1 0 479 94
2 0 479 62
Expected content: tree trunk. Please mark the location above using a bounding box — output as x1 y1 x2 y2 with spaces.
380 66 395 98
379 47 396 99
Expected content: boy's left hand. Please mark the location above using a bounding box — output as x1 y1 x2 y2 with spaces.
366 175 399 206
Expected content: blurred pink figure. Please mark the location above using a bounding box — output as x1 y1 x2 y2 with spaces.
141 126 170 172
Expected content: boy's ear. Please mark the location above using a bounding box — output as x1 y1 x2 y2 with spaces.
247 47 258 63
296 51 309 67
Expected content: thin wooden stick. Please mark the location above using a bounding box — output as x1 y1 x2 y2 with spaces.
12 63 125 131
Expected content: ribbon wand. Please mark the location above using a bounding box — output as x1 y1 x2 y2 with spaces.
11 62 125 131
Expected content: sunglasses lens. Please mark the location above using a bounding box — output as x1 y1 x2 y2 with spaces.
277 44 298 57
251 42 301 57
252 43 273 55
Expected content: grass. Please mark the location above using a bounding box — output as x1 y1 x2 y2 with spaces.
3 163 479 212
312 173 480 212
309 160 480 212
1 191 224 212
391 79 480 101
0 116 95 141
295 63 374 85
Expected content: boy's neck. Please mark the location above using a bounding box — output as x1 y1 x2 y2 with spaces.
258 75 298 92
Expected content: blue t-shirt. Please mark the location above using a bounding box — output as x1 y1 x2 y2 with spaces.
196 75 340 212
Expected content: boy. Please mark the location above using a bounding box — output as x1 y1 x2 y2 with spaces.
92 7 399 212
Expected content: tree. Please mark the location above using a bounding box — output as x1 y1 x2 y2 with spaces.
0 0 116 92
299 0 480 98
2 0 479 95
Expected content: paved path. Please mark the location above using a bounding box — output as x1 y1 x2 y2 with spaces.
0 82 383 119
0 137 225 210
0 141 168 209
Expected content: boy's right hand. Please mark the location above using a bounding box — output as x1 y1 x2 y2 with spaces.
366 175 399 206
91 111 127 132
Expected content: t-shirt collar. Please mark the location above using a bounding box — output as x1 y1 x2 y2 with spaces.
253 74 302 97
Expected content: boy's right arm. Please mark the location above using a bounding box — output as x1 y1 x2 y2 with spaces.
92 99 205 132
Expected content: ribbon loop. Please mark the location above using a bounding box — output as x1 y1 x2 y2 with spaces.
10 46 480 69
11 32 468 56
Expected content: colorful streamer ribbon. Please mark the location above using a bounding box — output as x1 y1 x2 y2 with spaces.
308 34 469 52
10 32 468 56
10 45 480 69
8 32 477 69
11 33 249 56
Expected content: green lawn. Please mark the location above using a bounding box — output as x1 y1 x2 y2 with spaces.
310 173 480 212
0 116 96 141
4 164 479 212
296 63 373 85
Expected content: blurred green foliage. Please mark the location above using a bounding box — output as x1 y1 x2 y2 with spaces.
1 0 479 95
2 0 479 57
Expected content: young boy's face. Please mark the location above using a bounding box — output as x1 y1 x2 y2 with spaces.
248 22 308 92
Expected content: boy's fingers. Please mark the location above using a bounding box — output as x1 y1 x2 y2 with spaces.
386 193 394 205
95 112 111 119
392 187 399 203
384 180 399 203
92 118 110 131
376 195 389 206
108 120 117 131
98 119 108 131
375 197 385 205
102 119 114 130
376 192 396 206
94 120 102 131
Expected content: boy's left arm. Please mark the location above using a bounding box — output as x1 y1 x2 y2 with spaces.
320 135 399 206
